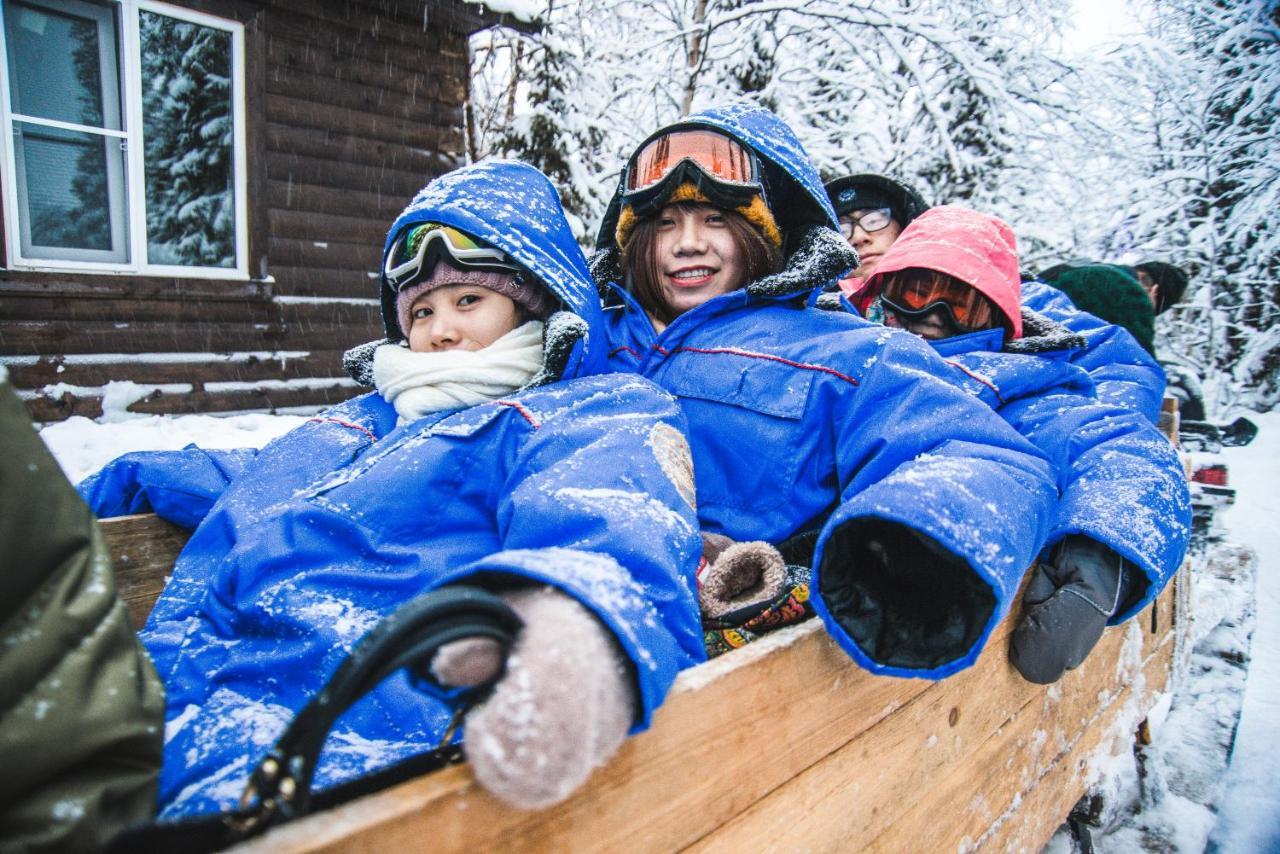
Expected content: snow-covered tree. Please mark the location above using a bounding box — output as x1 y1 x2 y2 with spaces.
140 11 235 267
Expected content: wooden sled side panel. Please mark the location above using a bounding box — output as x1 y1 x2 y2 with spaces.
100 513 190 629
96 513 1183 853
224 574 1181 854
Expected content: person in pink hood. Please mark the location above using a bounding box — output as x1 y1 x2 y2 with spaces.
861 206 1191 684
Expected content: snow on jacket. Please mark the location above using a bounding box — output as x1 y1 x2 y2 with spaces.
591 105 1058 680
1021 279 1166 423
78 161 704 818
863 205 1190 621
930 327 1191 622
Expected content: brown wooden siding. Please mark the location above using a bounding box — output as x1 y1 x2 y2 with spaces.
1 0 525 421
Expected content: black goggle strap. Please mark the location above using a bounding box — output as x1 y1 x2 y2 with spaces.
621 159 764 220
880 293 973 333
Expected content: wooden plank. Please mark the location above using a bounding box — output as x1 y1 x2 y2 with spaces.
265 37 466 103
266 93 463 152
227 572 1181 854
269 236 381 272
688 579 1176 852
6 354 344 391
0 275 271 302
264 123 456 178
265 63 465 126
269 264 383 299
233 624 935 853
2 295 277 324
100 514 190 630
266 179 416 220
268 209 387 249
265 153 430 211
2 320 288 356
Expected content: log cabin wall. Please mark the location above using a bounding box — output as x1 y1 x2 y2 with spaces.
0 0 520 422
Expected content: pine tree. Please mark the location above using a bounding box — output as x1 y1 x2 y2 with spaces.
140 11 235 267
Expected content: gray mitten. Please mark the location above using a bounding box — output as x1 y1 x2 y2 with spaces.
433 586 636 809
1009 534 1130 684
698 532 787 621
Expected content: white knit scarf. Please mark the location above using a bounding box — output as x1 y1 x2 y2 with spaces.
373 320 545 425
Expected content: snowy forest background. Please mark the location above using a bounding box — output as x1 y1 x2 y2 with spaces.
463 0 1279 415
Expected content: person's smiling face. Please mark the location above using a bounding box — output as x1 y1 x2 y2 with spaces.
406 284 524 353
654 203 747 319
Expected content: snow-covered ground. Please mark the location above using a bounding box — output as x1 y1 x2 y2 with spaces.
1207 411 1280 852
36 407 1280 852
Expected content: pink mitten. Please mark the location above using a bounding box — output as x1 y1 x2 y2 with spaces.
698 533 787 620
448 586 636 809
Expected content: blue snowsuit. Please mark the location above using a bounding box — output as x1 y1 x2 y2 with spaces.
79 162 704 817
592 105 1059 679
1022 280 1167 423
931 321 1191 622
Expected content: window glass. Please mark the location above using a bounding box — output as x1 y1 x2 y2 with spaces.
140 10 235 268
15 120 117 250
3 2 118 128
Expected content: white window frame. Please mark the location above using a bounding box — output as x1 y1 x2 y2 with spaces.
0 0 249 279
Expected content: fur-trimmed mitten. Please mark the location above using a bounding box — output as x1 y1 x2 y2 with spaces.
698 532 788 622
431 586 635 810
1009 534 1133 684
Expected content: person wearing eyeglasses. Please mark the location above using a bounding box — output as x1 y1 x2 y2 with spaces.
591 104 1060 681
822 178 1170 426
859 205 1191 683
823 173 929 314
77 161 706 816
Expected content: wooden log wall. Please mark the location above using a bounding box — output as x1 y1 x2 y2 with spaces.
1 0 522 421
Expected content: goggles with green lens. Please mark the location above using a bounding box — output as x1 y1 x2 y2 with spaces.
383 224 520 292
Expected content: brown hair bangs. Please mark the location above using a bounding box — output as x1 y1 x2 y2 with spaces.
621 203 784 326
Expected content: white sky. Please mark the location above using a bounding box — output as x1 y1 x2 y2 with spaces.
1066 0 1147 53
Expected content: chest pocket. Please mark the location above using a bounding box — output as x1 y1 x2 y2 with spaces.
303 405 507 540
659 351 814 514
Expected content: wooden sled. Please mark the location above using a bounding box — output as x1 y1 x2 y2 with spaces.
103 510 1190 853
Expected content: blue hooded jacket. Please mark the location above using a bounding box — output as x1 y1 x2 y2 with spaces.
591 105 1059 680
1022 280 1167 422
79 161 704 817
931 324 1191 622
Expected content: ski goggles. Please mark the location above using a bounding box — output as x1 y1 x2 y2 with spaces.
383 223 520 292
622 129 762 215
838 207 894 239
879 269 1000 333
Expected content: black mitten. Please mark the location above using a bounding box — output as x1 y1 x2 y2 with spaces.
1009 534 1131 684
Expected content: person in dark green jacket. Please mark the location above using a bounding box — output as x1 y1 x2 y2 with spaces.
0 371 163 853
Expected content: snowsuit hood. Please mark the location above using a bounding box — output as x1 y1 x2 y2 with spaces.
377 160 607 380
864 205 1024 340
594 104 840 256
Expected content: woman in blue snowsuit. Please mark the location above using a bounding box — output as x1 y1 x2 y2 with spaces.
78 161 704 815
590 104 1059 680
860 205 1191 682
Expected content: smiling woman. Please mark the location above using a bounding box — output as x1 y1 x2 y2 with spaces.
623 201 779 329
593 104 1061 681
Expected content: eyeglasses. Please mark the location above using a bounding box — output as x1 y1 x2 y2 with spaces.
383 223 519 292
879 268 1000 333
838 208 894 239
623 129 762 216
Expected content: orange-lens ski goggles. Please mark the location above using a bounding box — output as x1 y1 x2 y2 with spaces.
625 130 758 194
880 269 1000 332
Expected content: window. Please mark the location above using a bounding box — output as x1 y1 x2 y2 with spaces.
0 0 247 276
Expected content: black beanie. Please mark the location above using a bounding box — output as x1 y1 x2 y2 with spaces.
1133 261 1189 314
824 174 928 229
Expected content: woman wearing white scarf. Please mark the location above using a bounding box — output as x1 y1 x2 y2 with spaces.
374 319 544 424
371 258 553 424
